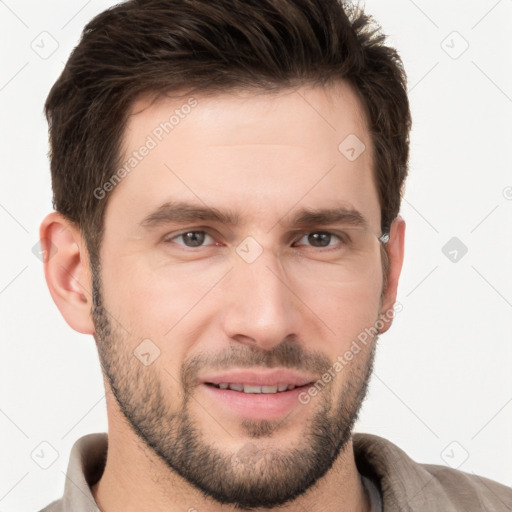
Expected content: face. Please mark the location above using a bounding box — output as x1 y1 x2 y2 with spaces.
92 83 386 508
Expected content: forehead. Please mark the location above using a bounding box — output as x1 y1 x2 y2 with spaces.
127 83 370 156
105 82 380 234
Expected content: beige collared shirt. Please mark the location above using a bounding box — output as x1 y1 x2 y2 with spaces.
38 432 512 511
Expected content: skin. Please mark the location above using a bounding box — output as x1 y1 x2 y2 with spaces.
41 82 405 512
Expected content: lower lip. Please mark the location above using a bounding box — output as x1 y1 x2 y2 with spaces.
200 384 310 421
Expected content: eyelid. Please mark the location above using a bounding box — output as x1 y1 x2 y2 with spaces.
292 230 345 248
164 222 247 239
162 228 218 245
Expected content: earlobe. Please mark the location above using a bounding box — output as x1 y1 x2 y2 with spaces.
378 215 406 334
39 212 95 335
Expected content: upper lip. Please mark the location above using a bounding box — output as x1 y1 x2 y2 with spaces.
200 369 316 387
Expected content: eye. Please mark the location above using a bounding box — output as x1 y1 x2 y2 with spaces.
163 229 350 251
165 230 216 248
293 231 344 249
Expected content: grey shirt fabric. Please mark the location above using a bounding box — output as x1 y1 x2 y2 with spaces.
39 432 512 511
361 473 383 512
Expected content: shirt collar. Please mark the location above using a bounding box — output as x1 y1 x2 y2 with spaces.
61 433 106 512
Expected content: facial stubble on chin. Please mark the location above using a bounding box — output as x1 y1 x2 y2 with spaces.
90 264 378 510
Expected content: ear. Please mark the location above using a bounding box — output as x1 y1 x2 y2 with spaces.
39 212 95 334
378 215 406 334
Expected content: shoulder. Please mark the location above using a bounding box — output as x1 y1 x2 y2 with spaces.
420 461 512 508
35 433 107 512
353 432 512 511
37 499 63 512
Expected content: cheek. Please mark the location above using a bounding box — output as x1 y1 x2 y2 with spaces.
297 271 382 351
97 261 201 389
100 250 225 342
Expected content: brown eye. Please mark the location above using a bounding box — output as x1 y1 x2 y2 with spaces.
294 231 343 249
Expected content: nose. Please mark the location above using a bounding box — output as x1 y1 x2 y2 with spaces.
221 245 301 351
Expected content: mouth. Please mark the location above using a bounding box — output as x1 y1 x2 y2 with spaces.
199 369 316 421
204 382 308 393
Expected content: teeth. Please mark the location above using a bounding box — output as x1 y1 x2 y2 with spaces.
212 383 299 393
210 382 304 393
243 384 262 393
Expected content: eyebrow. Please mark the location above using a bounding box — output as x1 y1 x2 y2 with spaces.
140 200 368 230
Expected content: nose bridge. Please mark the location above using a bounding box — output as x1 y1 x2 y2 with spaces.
222 239 298 349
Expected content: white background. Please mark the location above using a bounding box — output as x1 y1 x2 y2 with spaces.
1 0 511 510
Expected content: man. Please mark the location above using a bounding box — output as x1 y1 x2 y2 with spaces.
38 0 512 511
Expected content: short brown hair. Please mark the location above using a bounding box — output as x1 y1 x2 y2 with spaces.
45 0 411 267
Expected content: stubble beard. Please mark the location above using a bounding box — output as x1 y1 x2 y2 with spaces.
91 265 377 510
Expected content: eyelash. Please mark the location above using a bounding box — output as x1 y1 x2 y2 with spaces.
163 229 347 251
